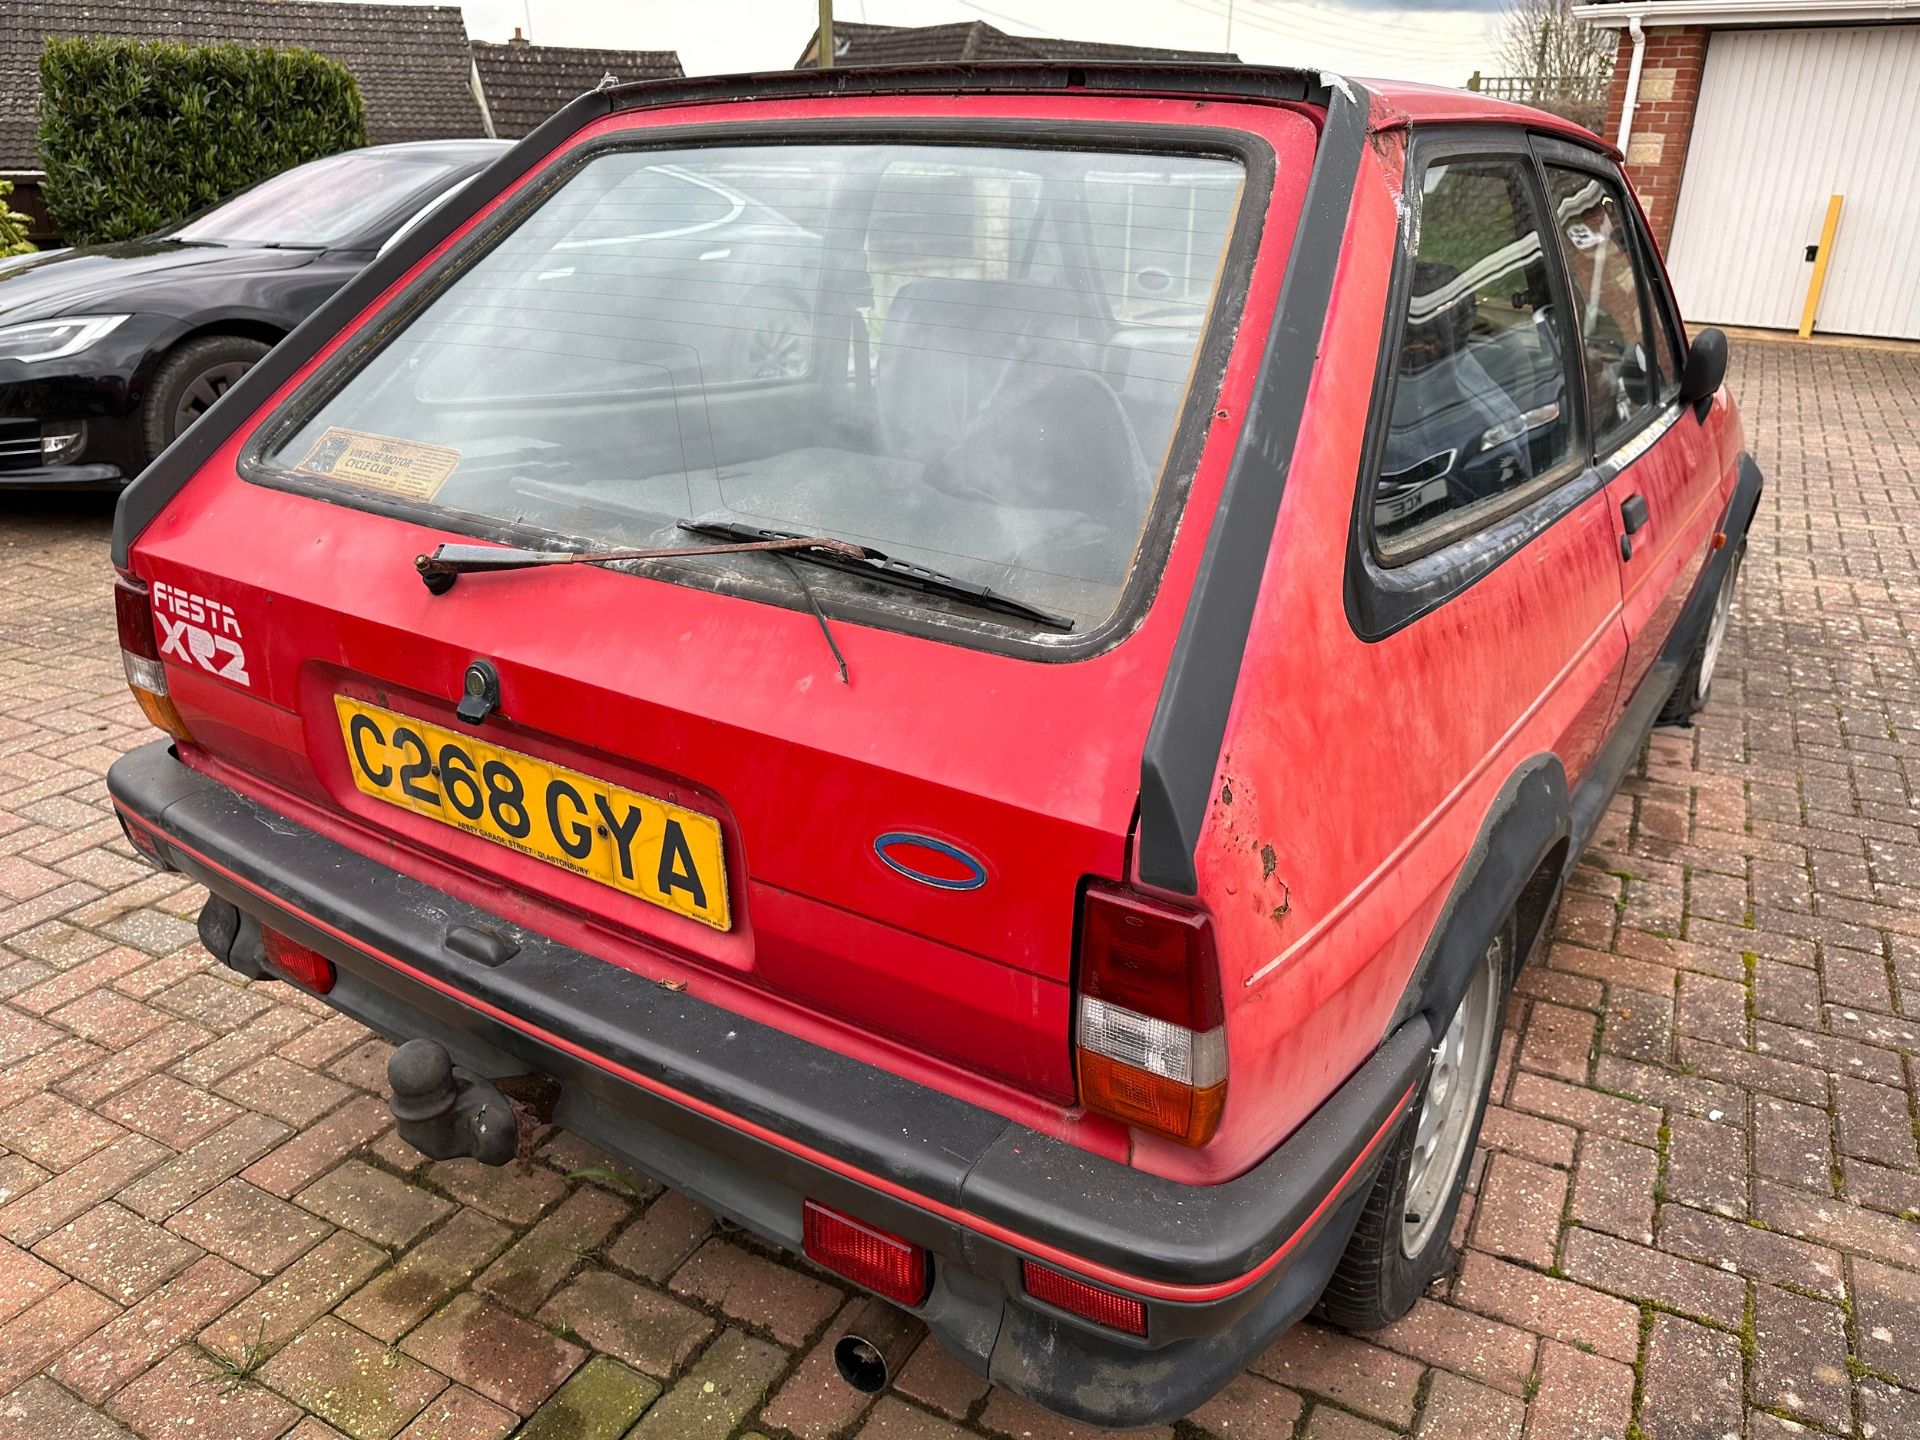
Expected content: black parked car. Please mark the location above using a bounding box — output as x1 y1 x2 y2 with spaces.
0 140 507 489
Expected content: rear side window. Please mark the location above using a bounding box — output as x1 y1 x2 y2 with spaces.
250 141 1247 638
1372 157 1576 555
1544 166 1672 452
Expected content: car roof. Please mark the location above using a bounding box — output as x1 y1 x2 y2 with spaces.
351 140 515 162
592 65 1614 160
1360 77 1616 155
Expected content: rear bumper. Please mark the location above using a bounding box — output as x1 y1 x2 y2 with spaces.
108 740 1430 1426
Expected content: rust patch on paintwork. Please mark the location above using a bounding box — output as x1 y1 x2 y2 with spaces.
1219 778 1234 805
1259 843 1277 880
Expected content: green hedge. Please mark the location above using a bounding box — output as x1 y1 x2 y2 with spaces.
0 181 32 258
38 37 368 246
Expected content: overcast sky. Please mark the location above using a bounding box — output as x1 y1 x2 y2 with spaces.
437 0 1504 89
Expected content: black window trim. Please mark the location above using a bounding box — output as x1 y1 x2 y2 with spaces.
1530 136 1684 473
1342 124 1602 643
233 116 1280 665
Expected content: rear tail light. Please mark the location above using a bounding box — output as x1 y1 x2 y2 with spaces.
1022 1261 1147 1336
1074 885 1226 1146
261 928 336 994
802 1200 928 1307
113 570 193 743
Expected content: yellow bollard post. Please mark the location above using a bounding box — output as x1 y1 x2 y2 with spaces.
1798 195 1843 339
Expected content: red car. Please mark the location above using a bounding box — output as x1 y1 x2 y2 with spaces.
107 64 1756 1426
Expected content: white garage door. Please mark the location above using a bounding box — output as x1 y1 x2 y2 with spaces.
1666 26 1920 339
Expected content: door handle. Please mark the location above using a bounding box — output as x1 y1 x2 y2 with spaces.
1619 494 1649 560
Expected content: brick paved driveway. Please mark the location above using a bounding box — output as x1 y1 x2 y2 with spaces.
1 338 1916 1440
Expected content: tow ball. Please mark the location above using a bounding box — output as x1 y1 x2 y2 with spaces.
387 1038 524 1167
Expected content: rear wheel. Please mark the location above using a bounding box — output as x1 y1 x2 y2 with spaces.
1659 538 1745 726
1321 924 1510 1332
141 335 270 462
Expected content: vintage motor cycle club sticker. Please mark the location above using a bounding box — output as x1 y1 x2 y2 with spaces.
294 427 460 501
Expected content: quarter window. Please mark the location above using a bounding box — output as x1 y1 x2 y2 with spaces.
1373 157 1576 555
1545 166 1671 452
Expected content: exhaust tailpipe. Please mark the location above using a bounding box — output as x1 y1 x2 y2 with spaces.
832 1297 925 1394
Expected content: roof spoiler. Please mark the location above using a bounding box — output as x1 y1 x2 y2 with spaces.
601 61 1338 114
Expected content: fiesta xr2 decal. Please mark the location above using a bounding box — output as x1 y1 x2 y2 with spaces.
152 581 250 687
873 833 988 891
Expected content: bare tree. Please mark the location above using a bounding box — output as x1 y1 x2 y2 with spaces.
1493 0 1615 84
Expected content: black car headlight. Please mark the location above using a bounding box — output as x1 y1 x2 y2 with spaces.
0 314 131 362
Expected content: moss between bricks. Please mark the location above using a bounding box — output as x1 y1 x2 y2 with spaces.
519 1356 660 1440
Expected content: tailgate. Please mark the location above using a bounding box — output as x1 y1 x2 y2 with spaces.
120 97 1307 1112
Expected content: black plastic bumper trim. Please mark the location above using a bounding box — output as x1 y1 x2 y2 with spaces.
107 742 1427 1294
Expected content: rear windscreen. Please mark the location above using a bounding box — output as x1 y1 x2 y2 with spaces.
256 141 1246 636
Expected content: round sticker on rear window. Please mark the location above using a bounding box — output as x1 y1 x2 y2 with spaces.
294 426 460 501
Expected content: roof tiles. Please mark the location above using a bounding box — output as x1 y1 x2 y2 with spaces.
796 20 1240 68
471 41 683 139
0 0 486 170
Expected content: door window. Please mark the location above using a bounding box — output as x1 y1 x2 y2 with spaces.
1545 166 1672 452
1372 157 1577 555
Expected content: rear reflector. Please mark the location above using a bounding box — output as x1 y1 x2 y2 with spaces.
113 571 193 743
1074 885 1226 1145
1022 1261 1147 1336
802 1200 928 1308
261 928 336 994
118 814 167 869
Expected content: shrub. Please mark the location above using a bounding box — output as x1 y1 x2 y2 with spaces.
0 181 32 257
37 37 368 246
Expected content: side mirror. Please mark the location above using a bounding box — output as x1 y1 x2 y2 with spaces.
1678 326 1727 411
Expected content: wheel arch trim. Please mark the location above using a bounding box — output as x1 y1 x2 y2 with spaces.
1387 753 1572 1041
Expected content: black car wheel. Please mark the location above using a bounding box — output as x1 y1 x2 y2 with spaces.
141 335 270 461
1321 922 1511 1332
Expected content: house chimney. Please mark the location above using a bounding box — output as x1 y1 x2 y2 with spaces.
510 26 529 46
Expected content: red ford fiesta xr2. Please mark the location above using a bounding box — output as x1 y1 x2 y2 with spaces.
107 64 1757 1425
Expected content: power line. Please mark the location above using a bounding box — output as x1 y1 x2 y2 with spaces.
1172 0 1494 63
952 0 1055 34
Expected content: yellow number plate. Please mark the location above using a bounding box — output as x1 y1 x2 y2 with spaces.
334 697 729 930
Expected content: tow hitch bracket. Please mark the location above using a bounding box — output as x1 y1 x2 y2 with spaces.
387 1038 523 1166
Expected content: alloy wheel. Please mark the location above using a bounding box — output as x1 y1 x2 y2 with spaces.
1401 934 1503 1257
1695 557 1739 705
170 360 255 439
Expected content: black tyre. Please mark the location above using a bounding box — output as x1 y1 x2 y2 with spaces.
1321 924 1511 1332
140 335 270 462
1658 537 1746 726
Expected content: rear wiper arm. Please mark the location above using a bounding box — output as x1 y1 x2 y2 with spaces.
678 520 1075 631
414 533 867 594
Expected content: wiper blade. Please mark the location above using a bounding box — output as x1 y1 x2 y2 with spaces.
414 533 867 594
678 520 1074 631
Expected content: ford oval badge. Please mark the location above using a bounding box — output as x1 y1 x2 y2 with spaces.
873 833 987 891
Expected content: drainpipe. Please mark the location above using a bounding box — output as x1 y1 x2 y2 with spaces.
1615 15 1647 154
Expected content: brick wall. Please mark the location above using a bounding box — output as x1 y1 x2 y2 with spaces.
1599 25 1709 249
